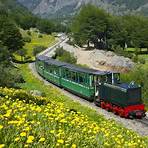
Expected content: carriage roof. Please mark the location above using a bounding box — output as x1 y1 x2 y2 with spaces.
37 56 111 75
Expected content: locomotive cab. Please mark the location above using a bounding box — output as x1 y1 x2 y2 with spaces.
95 72 146 119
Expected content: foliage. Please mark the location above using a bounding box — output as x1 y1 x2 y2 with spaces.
27 31 31 36
0 16 24 53
36 19 54 34
33 46 47 56
14 29 56 62
0 64 24 88
38 34 43 38
71 4 148 52
0 87 148 147
23 36 31 43
55 47 77 64
71 4 108 48
0 44 24 87
17 48 27 61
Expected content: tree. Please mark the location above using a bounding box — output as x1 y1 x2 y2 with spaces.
33 46 47 56
0 16 24 53
71 4 109 49
107 16 128 49
36 19 54 34
0 44 24 87
17 48 27 61
19 15 37 30
123 15 148 49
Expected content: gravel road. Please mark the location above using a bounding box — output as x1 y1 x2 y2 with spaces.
29 62 148 136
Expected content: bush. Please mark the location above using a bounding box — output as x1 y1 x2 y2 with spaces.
55 47 77 64
0 64 24 88
33 46 47 56
132 54 138 63
23 36 31 43
138 57 146 64
38 34 43 38
27 30 31 36
113 46 132 58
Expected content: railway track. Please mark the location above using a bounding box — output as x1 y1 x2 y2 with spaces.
136 117 148 126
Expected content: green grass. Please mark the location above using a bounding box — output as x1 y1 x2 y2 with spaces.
1 88 148 147
14 29 56 61
126 48 147 52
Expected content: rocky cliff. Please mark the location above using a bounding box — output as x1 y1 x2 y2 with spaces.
17 0 148 18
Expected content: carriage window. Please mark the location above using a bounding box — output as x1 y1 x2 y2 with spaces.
71 72 77 82
114 73 120 83
78 73 87 85
100 75 107 83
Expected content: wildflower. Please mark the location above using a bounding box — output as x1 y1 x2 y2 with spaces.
57 139 64 144
50 130 55 134
0 144 5 148
24 144 28 147
14 137 20 142
39 137 45 142
26 136 34 144
20 132 27 137
0 125 3 130
71 144 77 148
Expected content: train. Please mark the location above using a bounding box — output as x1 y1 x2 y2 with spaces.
35 55 146 119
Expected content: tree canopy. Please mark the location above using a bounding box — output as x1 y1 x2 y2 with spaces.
0 16 24 53
71 4 148 50
71 5 108 48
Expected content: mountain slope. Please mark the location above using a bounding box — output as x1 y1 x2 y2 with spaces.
0 0 34 23
17 0 148 18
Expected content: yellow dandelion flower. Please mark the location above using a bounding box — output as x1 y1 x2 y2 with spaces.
0 144 5 148
71 144 77 148
39 137 45 142
50 130 55 134
14 137 20 142
57 139 64 144
24 144 28 147
0 125 3 130
20 132 27 137
26 136 34 144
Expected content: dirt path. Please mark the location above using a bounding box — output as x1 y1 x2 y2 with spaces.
61 42 134 72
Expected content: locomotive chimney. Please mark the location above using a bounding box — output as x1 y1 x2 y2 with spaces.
112 73 114 84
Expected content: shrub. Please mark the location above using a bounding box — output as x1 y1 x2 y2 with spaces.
38 34 43 38
138 57 146 64
33 46 47 56
0 64 24 88
27 30 31 36
113 46 132 58
23 36 31 43
55 47 77 64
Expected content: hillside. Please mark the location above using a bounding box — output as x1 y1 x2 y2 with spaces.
17 0 148 18
0 87 148 147
0 0 32 18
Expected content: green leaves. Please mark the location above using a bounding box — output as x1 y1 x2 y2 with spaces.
71 4 108 48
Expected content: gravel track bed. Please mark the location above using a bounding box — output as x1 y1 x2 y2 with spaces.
29 63 148 136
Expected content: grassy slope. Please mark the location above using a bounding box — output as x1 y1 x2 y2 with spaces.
15 29 56 61
17 31 148 139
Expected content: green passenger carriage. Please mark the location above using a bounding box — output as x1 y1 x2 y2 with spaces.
35 55 109 101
